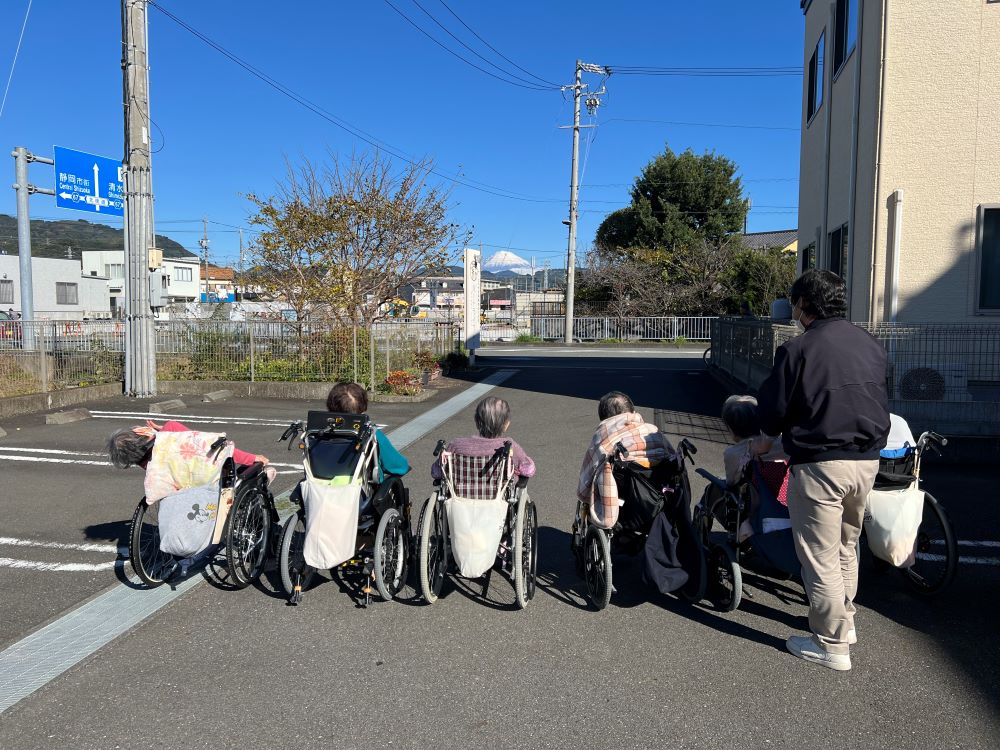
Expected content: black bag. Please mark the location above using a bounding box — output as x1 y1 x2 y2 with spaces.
614 462 669 534
874 451 916 490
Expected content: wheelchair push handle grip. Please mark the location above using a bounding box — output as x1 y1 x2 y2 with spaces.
433 439 446 457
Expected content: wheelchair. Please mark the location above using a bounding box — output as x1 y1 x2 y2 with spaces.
277 412 411 606
128 443 275 590
571 438 705 610
417 439 537 609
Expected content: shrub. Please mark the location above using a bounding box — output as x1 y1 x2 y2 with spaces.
411 349 440 371
382 369 422 396
514 333 542 343
673 335 688 347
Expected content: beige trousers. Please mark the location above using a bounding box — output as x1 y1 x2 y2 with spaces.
786 459 879 655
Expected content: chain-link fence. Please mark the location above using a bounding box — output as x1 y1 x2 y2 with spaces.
0 319 460 398
708 318 1000 436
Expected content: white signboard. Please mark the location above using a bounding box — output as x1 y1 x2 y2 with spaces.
463 248 481 351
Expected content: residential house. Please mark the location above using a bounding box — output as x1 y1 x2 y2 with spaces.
740 229 798 254
202 264 236 303
0 255 111 320
81 250 201 314
798 0 999 322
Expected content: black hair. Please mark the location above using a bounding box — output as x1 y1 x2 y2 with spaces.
107 428 154 469
598 391 634 421
789 269 847 320
326 382 368 414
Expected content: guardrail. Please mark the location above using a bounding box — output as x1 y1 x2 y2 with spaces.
530 316 716 342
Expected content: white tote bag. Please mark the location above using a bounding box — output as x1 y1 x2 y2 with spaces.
445 496 508 578
864 483 924 568
302 477 361 569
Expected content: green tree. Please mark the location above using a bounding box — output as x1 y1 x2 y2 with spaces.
595 145 749 261
725 246 798 315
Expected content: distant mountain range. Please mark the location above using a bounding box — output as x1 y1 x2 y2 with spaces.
484 249 534 275
0 215 195 261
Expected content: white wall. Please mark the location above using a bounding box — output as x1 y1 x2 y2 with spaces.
0 256 111 319
80 250 202 305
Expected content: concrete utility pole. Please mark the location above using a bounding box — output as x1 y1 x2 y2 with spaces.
11 147 55 347
561 60 606 344
543 260 550 291
199 216 210 301
122 0 157 396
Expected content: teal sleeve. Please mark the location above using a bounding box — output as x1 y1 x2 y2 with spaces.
376 430 411 477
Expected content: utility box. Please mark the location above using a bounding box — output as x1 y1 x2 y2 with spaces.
149 270 167 308
148 247 163 269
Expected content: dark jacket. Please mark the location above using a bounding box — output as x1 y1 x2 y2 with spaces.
757 317 890 465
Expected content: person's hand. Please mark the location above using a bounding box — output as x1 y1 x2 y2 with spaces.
132 420 162 439
254 454 270 465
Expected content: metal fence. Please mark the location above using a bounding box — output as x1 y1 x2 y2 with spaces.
708 318 1000 436
530 316 716 342
0 319 460 398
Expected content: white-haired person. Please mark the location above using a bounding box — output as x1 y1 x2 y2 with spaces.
431 396 535 484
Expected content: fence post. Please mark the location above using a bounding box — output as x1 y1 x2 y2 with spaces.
672 317 678 341
353 325 358 383
369 326 376 392
249 321 255 383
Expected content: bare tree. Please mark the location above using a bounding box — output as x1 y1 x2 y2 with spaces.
245 152 468 325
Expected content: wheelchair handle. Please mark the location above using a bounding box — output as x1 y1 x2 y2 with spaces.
516 475 530 489
679 438 698 465
433 439 446 457
695 467 727 491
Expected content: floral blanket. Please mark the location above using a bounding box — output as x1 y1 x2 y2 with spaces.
576 412 670 529
144 430 234 503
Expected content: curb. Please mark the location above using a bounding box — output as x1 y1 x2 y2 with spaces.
44 408 92 425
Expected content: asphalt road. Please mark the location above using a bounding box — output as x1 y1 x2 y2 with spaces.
0 350 998 749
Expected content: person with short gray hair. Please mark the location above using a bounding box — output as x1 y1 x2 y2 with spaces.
431 396 535 480
107 419 268 471
598 391 634 421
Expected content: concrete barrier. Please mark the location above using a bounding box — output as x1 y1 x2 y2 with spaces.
201 389 233 403
45 408 92 425
149 399 186 413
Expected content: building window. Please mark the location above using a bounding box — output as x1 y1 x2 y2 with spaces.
828 223 849 279
56 282 79 305
978 205 1000 310
0 279 12 304
807 32 825 123
104 263 124 279
175 267 192 282
834 0 858 73
801 242 817 271
162 275 171 290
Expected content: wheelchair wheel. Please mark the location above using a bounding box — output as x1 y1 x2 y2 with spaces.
513 495 538 610
374 507 408 601
583 526 613 611
418 495 449 604
128 498 175 587
707 542 742 612
905 491 958 596
279 509 314 597
224 481 272 589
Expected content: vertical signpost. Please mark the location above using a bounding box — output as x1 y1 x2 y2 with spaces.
463 248 481 365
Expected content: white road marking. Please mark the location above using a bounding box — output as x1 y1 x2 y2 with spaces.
0 446 105 456
917 553 1000 566
0 557 116 572
0 537 117 554
91 415 288 428
90 410 292 425
0 455 110 467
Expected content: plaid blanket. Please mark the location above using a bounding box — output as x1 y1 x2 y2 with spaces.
144 430 234 504
577 412 670 529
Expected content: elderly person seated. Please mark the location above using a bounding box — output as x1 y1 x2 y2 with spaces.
431 396 535 487
577 391 669 529
721 394 787 542
108 419 270 476
325 382 410 479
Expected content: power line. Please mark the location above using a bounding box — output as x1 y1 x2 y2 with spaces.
0 0 33 121
381 0 555 91
435 0 560 88
607 65 803 77
406 0 559 90
602 117 799 132
148 1 567 204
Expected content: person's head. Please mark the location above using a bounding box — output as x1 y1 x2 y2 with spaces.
598 391 634 421
474 396 511 438
107 427 154 469
326 382 368 414
788 269 847 325
721 395 760 441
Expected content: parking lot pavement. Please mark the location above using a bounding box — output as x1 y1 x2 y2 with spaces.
0 382 474 650
1 353 998 748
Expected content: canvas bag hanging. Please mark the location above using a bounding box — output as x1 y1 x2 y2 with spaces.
302 465 362 570
864 482 924 568
442 451 511 578
158 484 223 558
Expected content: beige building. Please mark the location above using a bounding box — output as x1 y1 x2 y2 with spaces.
798 0 1000 322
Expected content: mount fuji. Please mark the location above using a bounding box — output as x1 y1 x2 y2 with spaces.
483 250 533 275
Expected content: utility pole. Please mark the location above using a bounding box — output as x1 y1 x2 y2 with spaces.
543 260 550 291
237 227 244 302
199 216 210 302
122 0 157 396
561 60 607 344
11 147 55 347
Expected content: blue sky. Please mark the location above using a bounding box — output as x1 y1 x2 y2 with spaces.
0 1 804 268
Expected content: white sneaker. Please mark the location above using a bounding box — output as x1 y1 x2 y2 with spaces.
786 635 852 671
848 628 857 645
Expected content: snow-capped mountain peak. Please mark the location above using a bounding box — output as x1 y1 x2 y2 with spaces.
483 250 533 275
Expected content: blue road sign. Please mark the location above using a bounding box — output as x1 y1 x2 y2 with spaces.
53 146 125 217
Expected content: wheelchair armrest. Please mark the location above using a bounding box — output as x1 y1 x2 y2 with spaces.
236 462 264 482
695 467 727 492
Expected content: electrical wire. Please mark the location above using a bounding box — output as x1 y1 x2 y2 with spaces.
435 0 560 88
381 0 554 91
0 0 33 121
602 117 799 132
148 1 567 204
408 0 559 90
607 65 802 77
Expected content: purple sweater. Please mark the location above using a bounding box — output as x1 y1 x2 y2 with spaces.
430 436 536 480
